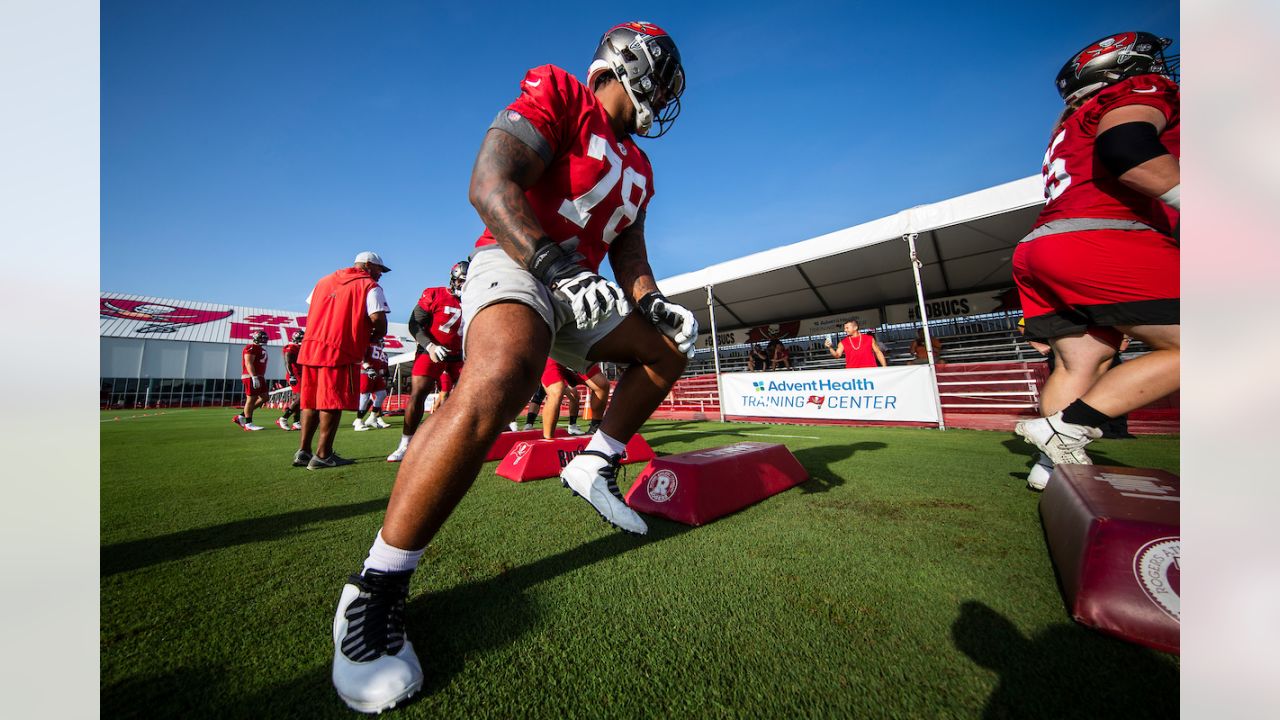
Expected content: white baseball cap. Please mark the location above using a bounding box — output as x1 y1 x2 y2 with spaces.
354 251 390 272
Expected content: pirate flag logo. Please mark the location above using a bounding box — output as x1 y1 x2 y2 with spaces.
100 298 233 334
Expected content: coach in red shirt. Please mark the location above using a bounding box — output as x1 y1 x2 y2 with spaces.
295 251 391 470
824 319 886 369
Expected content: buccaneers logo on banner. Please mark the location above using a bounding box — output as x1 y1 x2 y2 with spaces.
100 298 233 334
747 321 801 343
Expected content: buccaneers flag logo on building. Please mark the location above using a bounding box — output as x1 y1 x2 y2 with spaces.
100 298 233 334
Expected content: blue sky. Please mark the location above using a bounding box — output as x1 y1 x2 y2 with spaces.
102 0 1179 316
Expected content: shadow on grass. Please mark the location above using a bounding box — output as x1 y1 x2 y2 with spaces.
792 442 887 494
101 499 388 577
952 600 1177 719
103 519 695 718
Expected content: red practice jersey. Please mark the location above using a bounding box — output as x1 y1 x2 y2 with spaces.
417 287 464 353
242 344 267 379
475 65 655 272
1035 74 1179 235
364 343 389 377
283 343 302 378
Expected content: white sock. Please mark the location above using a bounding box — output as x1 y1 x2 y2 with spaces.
363 529 426 574
586 430 626 457
399 433 411 449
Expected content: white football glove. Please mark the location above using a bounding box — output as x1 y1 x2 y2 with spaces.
528 239 630 330
425 342 448 363
251 375 262 389
638 292 698 358
552 270 630 330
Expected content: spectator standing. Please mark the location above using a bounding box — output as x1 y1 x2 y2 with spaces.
296 252 390 469
825 319 886 368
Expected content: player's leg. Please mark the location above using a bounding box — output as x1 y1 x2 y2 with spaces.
297 367 319 463
381 301 548 548
1038 331 1117 416
541 381 566 440
1076 324 1179 418
354 392 371 430
389 375 431 461
584 371 609 434
582 313 687 443
372 389 389 427
564 385 583 434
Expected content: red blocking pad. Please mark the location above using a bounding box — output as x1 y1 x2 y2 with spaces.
495 434 655 482
624 442 808 526
1039 465 1180 654
485 428 568 462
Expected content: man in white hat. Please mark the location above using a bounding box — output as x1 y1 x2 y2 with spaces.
295 252 391 469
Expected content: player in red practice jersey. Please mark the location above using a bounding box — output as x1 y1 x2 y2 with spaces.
353 340 391 431
824 319 887 368
234 330 269 431
539 359 609 439
387 262 468 462
1011 32 1180 490
277 329 304 431
331 23 694 712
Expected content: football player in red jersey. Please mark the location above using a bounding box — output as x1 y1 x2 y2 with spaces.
234 330 269 431
353 339 392 431
331 23 694 711
277 329 304 430
388 262 468 462
539 359 610 439
1011 32 1180 489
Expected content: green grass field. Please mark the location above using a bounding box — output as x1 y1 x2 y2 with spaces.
101 408 1179 718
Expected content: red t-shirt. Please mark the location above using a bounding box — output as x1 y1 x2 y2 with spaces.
474 65 655 273
282 343 301 378
299 267 379 367
416 287 464 353
1035 74 1179 235
241 344 267 379
841 335 879 369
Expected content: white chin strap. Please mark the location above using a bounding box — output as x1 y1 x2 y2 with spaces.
619 78 654 135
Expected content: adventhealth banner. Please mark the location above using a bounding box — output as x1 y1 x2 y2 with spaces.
721 367 940 423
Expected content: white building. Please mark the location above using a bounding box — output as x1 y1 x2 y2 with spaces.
100 292 413 408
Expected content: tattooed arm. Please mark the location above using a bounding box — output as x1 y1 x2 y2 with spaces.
607 211 659 303
467 128 548 267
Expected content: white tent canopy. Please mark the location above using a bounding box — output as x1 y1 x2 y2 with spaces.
656 176 1045 332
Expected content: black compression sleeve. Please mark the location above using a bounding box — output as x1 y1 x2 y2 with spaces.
1096 121 1170 177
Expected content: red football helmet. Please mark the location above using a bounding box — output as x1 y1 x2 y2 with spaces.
588 21 685 138
1056 32 1177 103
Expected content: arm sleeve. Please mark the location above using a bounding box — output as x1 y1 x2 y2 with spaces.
407 305 435 349
367 284 390 315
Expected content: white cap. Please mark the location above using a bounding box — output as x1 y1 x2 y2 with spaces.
354 251 390 272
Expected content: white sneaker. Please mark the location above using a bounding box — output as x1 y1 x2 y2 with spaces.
292 422 302 431
374 417 390 429
354 418 370 432
566 424 586 436
508 422 519 432
387 444 408 462
244 422 264 431
1027 453 1054 491
332 570 423 714
561 450 647 535
522 423 535 431
1014 411 1101 466
276 417 290 431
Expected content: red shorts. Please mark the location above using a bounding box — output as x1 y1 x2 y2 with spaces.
412 352 463 392
360 374 388 394
1013 229 1179 345
299 364 361 411
242 378 268 398
541 359 601 389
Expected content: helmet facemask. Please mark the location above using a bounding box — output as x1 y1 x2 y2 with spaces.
590 24 685 138
449 261 469 297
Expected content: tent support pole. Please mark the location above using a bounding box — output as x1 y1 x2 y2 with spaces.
706 284 726 423
905 232 946 430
